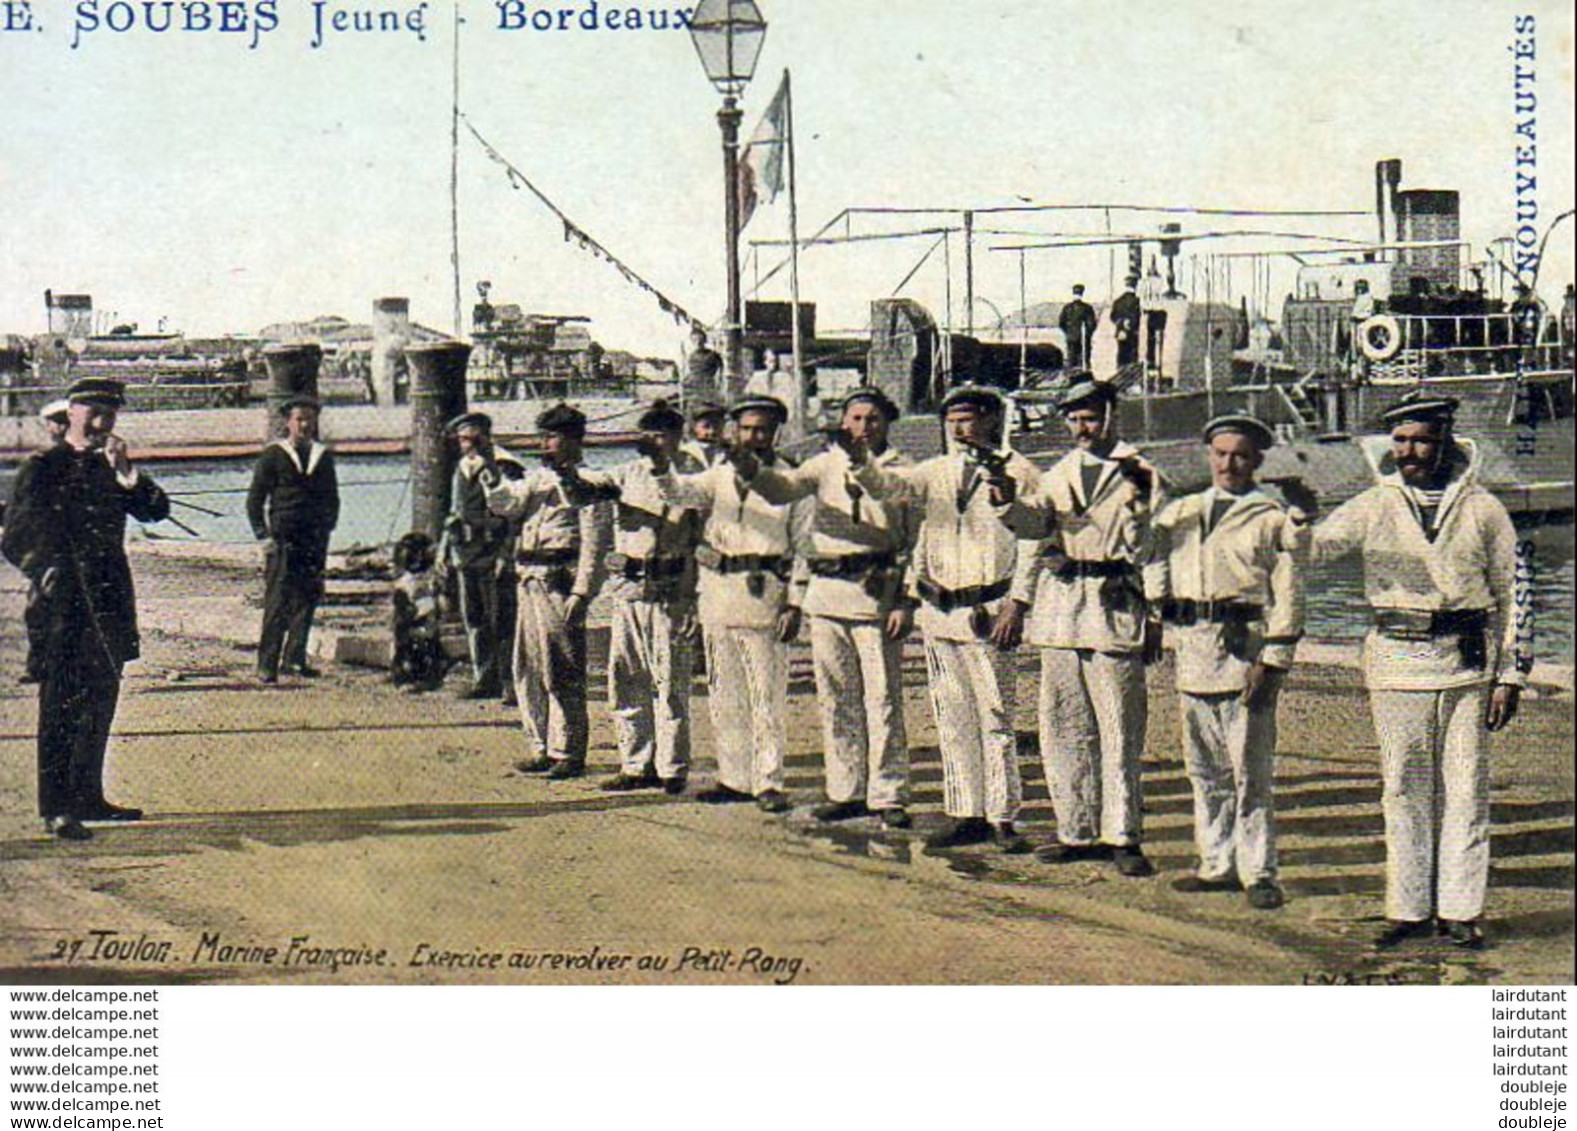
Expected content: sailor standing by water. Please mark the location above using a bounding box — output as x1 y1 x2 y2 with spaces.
1297 393 1526 951
852 385 1041 853
556 402 706 795
247 395 340 683
2 378 170 840
443 412 525 702
653 395 812 813
991 378 1162 876
734 387 920 829
1143 415 1307 910
485 404 611 780
1109 277 1143 369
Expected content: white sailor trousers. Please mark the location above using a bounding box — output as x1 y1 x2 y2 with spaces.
1180 690 1279 884
512 578 589 765
810 616 909 810
609 599 692 780
705 626 787 795
922 636 1021 823
1039 648 1146 847
1370 686 1490 923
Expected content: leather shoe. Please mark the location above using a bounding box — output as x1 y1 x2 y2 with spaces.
1037 842 1111 865
812 800 869 823
81 803 144 823
501 687 519 707
695 784 754 805
1112 845 1155 878
600 773 656 793
257 671 279 685
879 807 912 829
1172 874 1242 894
547 760 586 780
45 816 92 841
514 757 555 774
661 774 688 797
756 789 791 814
1245 880 1285 910
1441 919 1485 950
924 817 991 850
291 665 323 679
992 822 1032 855
1373 919 1433 950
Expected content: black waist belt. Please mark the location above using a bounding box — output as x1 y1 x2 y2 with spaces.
516 547 578 567
808 551 896 578
1162 599 1265 626
616 555 688 581
1374 608 1491 639
1051 558 1135 582
715 554 791 578
916 577 1011 613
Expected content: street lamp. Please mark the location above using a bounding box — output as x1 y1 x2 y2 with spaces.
688 0 767 392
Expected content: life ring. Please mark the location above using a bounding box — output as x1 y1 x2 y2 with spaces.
1358 314 1402 362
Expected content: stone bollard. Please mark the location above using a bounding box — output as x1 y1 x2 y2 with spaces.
406 340 472 541
263 344 323 439
372 297 411 407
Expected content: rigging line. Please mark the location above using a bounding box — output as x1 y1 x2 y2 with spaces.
745 208 851 299
991 230 1377 252
460 116 700 329
889 234 949 297
842 203 1370 218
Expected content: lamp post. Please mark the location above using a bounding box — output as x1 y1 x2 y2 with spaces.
688 0 767 393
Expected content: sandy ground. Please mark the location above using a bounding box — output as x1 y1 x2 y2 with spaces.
0 544 1570 986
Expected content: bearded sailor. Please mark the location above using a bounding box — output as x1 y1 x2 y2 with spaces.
1299 393 1526 951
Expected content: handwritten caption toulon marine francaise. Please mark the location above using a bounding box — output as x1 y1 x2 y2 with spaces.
47 930 808 984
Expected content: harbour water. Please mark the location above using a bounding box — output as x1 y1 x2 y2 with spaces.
144 453 1576 663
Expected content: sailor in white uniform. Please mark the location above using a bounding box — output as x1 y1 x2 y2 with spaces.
736 387 920 829
853 385 1041 853
993 377 1162 876
654 395 812 813
1144 415 1307 910
1301 393 1526 950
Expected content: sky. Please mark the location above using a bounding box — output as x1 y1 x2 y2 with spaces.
1 0 1573 359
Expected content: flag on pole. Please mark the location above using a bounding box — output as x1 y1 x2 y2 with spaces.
738 73 789 233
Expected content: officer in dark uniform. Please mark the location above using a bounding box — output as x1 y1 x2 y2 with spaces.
1059 284 1099 370
246 395 340 683
1110 276 1143 368
443 411 525 700
2 378 170 840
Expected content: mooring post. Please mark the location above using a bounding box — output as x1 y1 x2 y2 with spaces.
262 343 323 439
372 297 412 407
406 340 472 541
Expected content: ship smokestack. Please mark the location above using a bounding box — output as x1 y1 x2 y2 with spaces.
1375 159 1403 245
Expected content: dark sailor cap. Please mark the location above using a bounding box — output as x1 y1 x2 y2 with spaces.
939 384 1005 415
729 395 789 423
1056 373 1117 413
637 400 687 432
446 411 494 435
688 399 727 422
840 385 900 421
277 393 322 416
536 403 587 436
1202 414 1276 450
66 378 127 408
1380 390 1459 427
